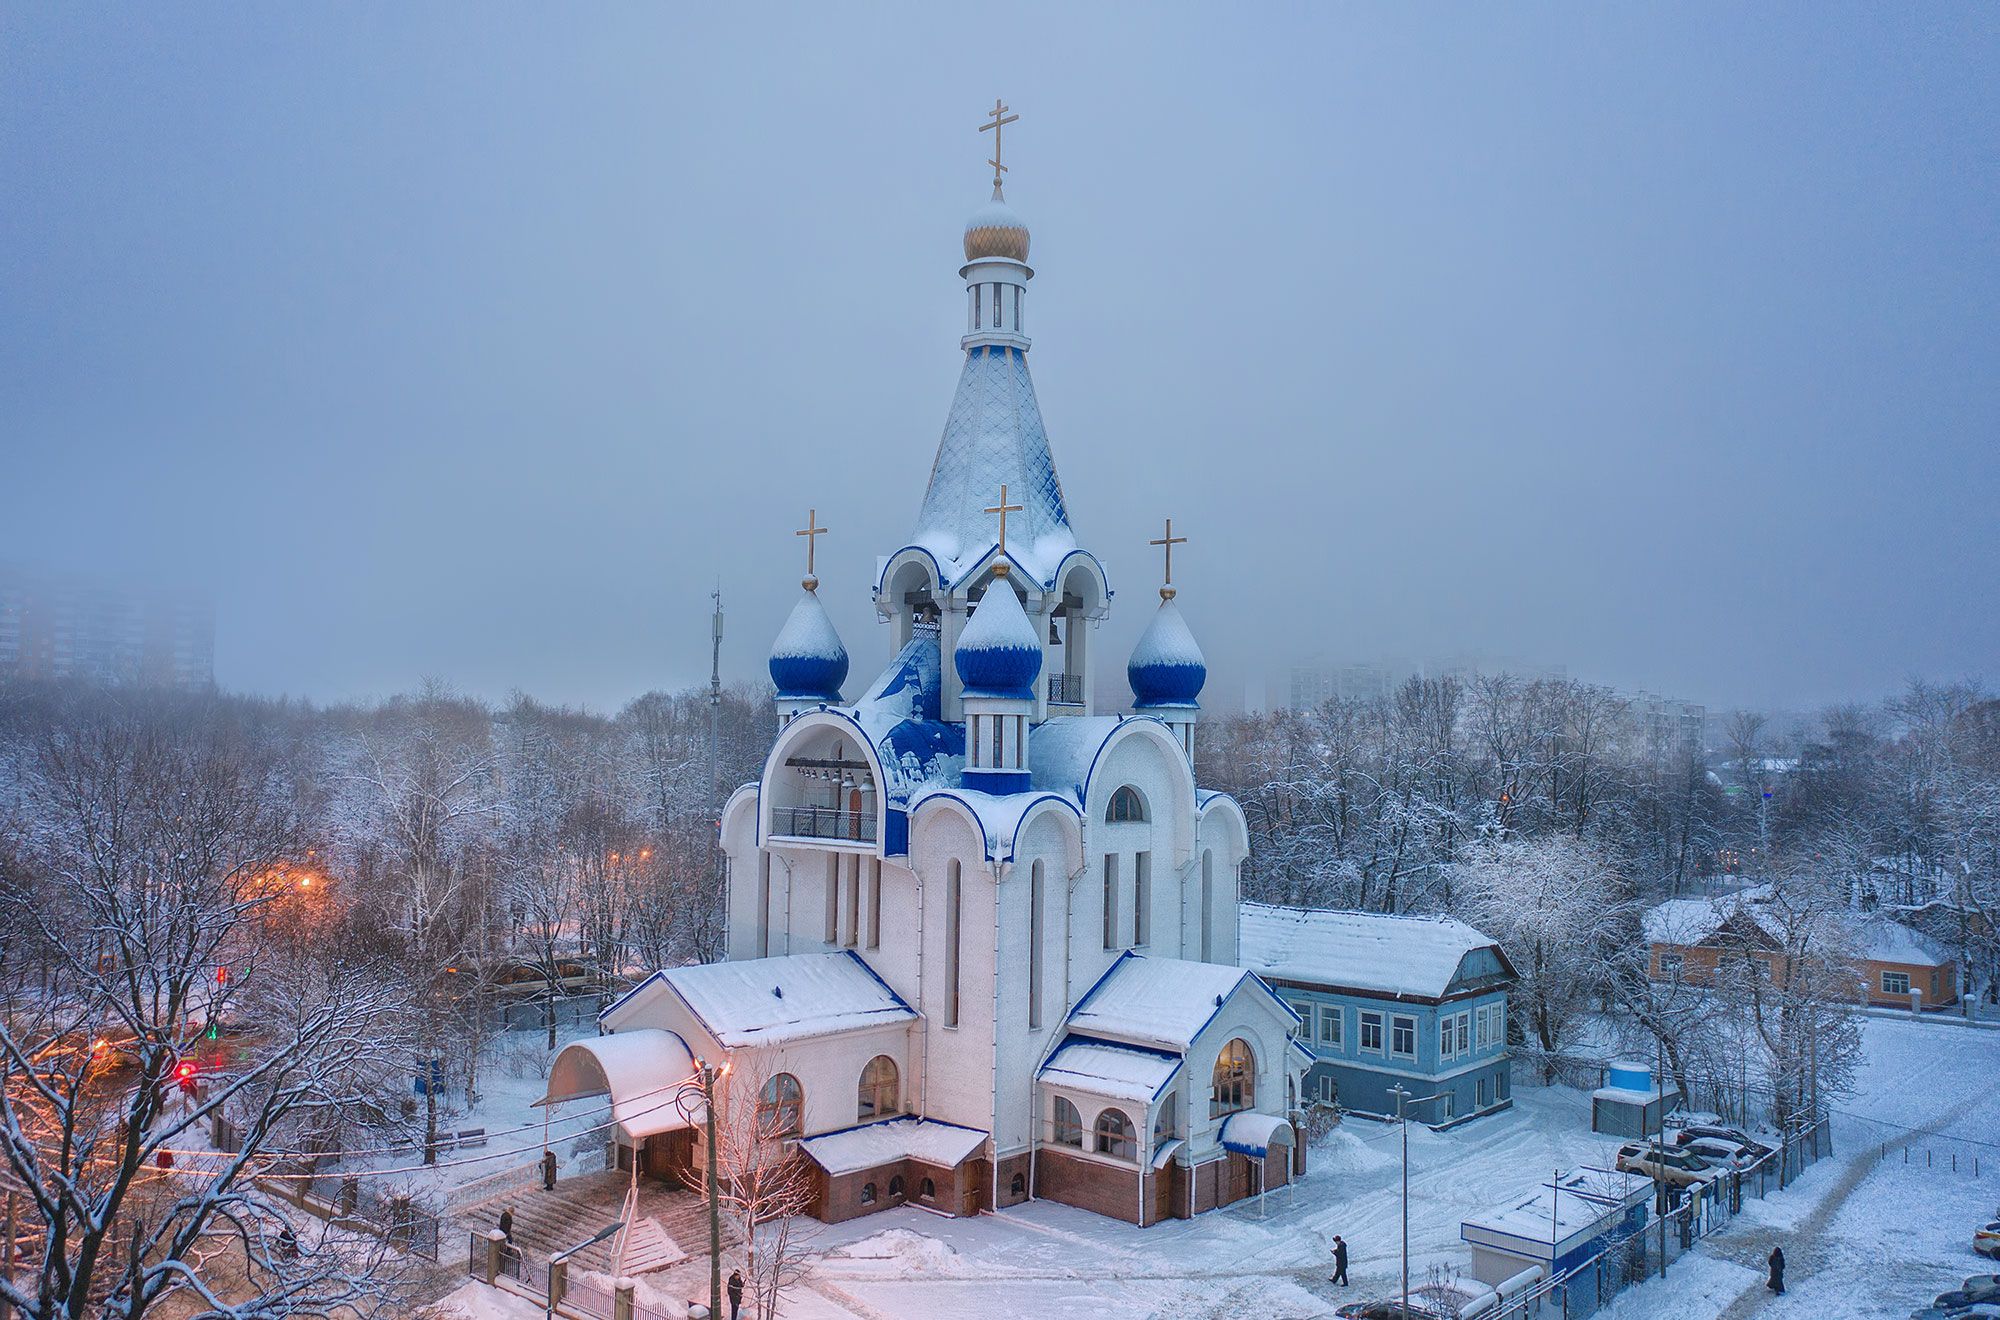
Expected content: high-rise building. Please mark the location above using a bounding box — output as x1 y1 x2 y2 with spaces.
0 565 214 690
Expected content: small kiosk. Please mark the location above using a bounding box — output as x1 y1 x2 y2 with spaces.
1590 1061 1679 1139
1459 1166 1650 1286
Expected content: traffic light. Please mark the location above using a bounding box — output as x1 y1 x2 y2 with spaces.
174 1060 198 1095
216 966 229 986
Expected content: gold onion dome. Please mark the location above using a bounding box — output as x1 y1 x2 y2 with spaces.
964 190 1030 263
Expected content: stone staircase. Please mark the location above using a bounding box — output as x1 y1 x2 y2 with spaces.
463 1170 715 1278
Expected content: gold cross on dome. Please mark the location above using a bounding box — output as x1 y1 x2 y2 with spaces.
984 484 1023 559
979 98 1019 192
795 508 828 587
1150 517 1187 598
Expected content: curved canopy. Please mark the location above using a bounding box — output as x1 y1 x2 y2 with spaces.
542 1029 701 1141
1218 1111 1294 1159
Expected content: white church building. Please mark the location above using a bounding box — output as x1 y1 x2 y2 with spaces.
551 115 1309 1226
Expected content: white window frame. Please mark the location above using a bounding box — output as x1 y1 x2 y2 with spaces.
1881 970 1910 996
1439 1016 1456 1063
1390 1014 1417 1060
1318 1005 1342 1048
1359 1010 1384 1056
1456 1011 1471 1057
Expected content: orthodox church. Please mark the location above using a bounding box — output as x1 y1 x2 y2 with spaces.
561 109 1308 1226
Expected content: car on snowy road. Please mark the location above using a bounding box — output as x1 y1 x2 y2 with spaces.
1961 1275 2000 1298
1680 1136 1756 1169
1976 1222 2000 1259
1614 1142 1720 1188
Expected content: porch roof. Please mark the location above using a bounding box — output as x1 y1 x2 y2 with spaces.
541 1029 702 1142
797 1116 990 1177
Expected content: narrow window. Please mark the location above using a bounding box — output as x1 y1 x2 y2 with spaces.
990 283 1001 327
1199 850 1214 961
1319 1005 1341 1048
1101 855 1119 950
1391 1015 1416 1059
945 861 962 1027
845 854 861 947
861 1181 877 1205
973 284 982 329
1360 1011 1384 1054
888 1174 905 1198
758 1073 804 1139
1209 1039 1254 1118
1457 1012 1470 1056
970 715 980 765
758 851 772 959
1029 860 1044 1029
825 853 839 944
1440 1017 1454 1061
1013 285 1021 332
867 858 882 949
1134 851 1150 947
858 1055 900 1120
1051 1096 1083 1146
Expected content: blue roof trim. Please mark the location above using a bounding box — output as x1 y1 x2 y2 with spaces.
1074 714 1200 820
1038 1032 1186 1105
908 789 1081 862
1064 949 1140 1024
840 949 915 1016
1045 547 1112 602
872 544 947 597
598 968 669 1023
799 1113 990 1146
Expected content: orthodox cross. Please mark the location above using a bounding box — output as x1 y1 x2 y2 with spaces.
984 484 1023 562
979 99 1019 192
1150 517 1187 599
795 508 828 588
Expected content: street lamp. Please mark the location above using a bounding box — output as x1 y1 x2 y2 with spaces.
672 1059 727 1320
1388 1085 1445 1320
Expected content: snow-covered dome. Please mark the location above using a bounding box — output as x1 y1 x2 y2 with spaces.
964 192 1030 263
769 590 849 701
1127 596 1206 708
954 568 1042 699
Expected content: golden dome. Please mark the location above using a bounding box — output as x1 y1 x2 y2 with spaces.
964 193 1030 263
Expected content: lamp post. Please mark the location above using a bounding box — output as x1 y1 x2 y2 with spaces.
697 1060 723 1320
1389 1085 1445 1320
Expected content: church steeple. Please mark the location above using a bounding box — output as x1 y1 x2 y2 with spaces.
875 103 1111 723
1128 518 1206 762
770 509 848 722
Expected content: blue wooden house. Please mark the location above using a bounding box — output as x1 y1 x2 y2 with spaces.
1238 903 1518 1127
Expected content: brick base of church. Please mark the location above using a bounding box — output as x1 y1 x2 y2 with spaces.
807 1155 989 1224
1031 1135 1299 1225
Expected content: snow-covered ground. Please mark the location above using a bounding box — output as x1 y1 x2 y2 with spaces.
433 1012 1998 1320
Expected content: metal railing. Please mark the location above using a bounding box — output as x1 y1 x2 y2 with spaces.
1048 673 1085 705
771 805 876 842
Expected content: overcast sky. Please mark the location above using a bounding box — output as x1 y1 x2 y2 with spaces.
3 4 1995 715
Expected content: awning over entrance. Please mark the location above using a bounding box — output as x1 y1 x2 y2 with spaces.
541 1029 702 1142
1217 1111 1294 1159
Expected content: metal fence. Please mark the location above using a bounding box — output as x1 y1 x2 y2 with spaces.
260 1169 442 1262
772 804 877 842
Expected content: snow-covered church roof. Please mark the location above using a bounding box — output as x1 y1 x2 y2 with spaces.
1065 951 1298 1053
907 344 1077 588
604 950 916 1048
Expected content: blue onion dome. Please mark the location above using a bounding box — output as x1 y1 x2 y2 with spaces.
769 588 848 701
1128 595 1206 708
954 564 1042 698
964 189 1030 263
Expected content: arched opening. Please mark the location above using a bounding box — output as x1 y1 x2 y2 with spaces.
1051 1096 1083 1147
1210 1039 1254 1119
1094 1108 1136 1161
920 1177 936 1202
889 1174 906 1199
758 1072 804 1139
1009 1172 1026 1198
1106 786 1146 824
858 1055 900 1121
861 1181 878 1205
1047 561 1104 709
771 725 877 843
885 558 941 651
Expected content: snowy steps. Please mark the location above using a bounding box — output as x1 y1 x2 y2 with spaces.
463 1169 712 1277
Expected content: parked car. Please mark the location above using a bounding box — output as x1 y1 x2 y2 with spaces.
1674 1125 1774 1160
1976 1222 2000 1259
1615 1143 1720 1188
1961 1276 2000 1299
1681 1137 1754 1168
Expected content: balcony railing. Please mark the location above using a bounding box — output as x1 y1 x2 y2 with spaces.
772 805 877 843
1047 673 1085 705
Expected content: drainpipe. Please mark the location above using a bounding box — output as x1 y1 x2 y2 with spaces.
991 855 1006 1213
915 861 928 1116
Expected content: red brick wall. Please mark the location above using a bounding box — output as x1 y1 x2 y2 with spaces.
996 1152 1032 1208
809 1155 980 1224
1033 1147 1145 1223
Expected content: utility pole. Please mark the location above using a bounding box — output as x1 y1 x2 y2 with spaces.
707 585 724 959
701 1060 722 1320
1655 1029 1668 1275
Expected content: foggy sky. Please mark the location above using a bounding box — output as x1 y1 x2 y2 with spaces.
3 4 1995 715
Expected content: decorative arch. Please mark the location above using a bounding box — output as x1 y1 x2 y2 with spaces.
1051 1096 1083 1147
1106 785 1147 824
1093 1107 1136 1161
758 1072 805 1139
760 709 888 851
858 1055 900 1121
1210 1038 1255 1118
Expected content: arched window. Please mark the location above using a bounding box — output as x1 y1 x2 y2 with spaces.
920 1177 936 1202
860 1181 877 1205
1051 1096 1083 1147
888 1174 905 1199
1094 1108 1136 1161
858 1055 900 1121
758 1072 804 1139
1107 786 1146 823
1153 1091 1179 1145
1009 1172 1025 1198
1210 1039 1254 1118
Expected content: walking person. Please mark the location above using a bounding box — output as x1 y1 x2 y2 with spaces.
1328 1234 1349 1286
727 1267 745 1320
497 1207 514 1244
1766 1246 1785 1295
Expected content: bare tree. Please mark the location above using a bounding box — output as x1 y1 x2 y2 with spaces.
685 1061 816 1320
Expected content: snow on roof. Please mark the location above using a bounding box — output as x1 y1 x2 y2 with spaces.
798 1117 989 1176
1028 716 1125 804
663 952 914 1048
1853 917 1951 966
910 344 1076 589
1218 1112 1293 1158
1238 902 1507 1001
1038 1038 1182 1104
1460 1173 1645 1254
907 785 1078 861
544 1029 701 1140
1066 952 1283 1053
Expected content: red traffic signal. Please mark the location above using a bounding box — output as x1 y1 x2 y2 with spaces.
216 966 229 985
173 1060 198 1092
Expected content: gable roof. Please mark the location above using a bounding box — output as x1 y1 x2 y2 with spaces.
1065 951 1297 1053
1237 902 1515 1002
1037 1037 1183 1105
607 951 915 1049
1641 892 1955 967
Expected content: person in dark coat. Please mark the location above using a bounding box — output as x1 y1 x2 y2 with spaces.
278 1224 298 1260
727 1268 745 1320
497 1208 514 1244
1329 1235 1349 1286
1766 1246 1785 1294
